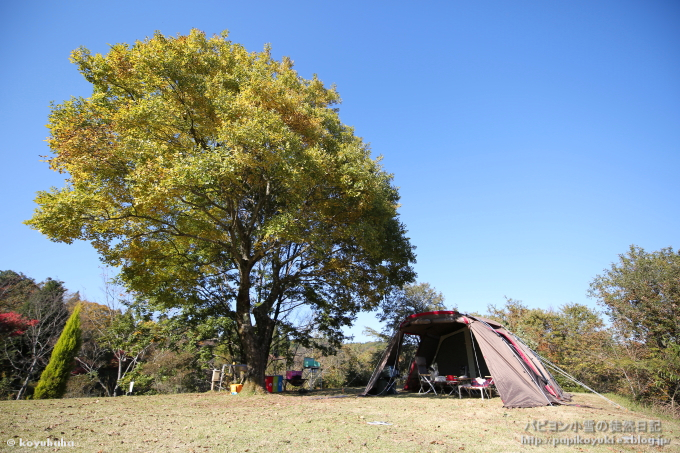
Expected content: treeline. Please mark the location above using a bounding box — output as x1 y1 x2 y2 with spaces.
0 270 381 399
486 245 680 415
1 271 223 398
1 245 678 416
1 272 72 399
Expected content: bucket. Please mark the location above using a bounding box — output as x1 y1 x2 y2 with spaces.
230 384 243 394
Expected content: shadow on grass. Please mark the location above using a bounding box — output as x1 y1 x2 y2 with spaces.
284 386 499 401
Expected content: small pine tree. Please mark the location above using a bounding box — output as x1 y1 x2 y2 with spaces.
33 303 82 399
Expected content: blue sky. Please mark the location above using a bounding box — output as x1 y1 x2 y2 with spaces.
1 1 678 341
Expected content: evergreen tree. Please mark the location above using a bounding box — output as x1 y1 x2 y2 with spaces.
33 304 82 399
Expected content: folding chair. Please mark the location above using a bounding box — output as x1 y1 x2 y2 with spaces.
415 356 437 395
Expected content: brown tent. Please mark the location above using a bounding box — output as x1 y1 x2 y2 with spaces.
361 311 571 408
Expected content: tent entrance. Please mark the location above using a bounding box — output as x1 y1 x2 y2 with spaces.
432 329 490 378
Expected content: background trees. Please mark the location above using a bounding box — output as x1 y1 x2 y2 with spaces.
2 245 677 407
69 299 121 396
71 303 159 397
377 282 448 336
486 298 618 393
589 245 680 411
0 271 39 313
27 30 415 387
1 274 70 399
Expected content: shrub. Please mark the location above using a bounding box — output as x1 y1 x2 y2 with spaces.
33 304 82 399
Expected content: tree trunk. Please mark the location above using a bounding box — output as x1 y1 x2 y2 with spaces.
234 260 254 386
112 353 124 396
16 358 38 400
234 260 275 389
99 377 112 397
239 328 268 388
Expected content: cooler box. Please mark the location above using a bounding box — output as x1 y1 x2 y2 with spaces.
230 384 243 394
303 357 320 368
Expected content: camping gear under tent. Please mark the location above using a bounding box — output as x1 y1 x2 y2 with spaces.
361 311 571 408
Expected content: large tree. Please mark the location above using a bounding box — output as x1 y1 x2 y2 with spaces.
27 30 415 388
589 245 680 348
589 245 680 407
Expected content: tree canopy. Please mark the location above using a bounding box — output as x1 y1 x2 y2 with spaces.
26 30 416 386
376 282 446 335
589 245 680 406
1 270 39 313
589 245 680 348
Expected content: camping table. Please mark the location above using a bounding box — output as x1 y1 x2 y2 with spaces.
442 379 461 396
458 381 492 399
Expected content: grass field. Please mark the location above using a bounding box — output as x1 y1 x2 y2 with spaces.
0 388 677 452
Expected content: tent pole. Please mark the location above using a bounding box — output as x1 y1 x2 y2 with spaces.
463 329 476 377
469 331 482 379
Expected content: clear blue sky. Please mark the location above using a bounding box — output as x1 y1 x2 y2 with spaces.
1 0 678 342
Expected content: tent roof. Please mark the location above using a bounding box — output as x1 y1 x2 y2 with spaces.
398 311 504 336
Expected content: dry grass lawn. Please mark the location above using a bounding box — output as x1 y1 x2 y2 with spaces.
0 389 678 452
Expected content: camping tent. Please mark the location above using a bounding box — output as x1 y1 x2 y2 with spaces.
361 311 571 408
